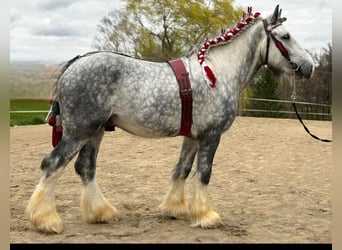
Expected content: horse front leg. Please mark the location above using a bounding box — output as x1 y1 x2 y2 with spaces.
190 132 224 228
159 137 198 219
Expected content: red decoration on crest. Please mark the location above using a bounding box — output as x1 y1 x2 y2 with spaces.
204 66 217 88
197 7 262 88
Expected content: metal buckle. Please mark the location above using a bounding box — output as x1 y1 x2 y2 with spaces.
180 88 192 95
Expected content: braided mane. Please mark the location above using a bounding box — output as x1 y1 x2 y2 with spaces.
197 7 262 88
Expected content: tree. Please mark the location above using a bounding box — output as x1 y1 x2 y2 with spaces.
300 43 332 104
243 67 284 118
292 43 332 120
93 0 243 61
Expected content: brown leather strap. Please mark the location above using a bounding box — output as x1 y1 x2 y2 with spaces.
263 19 291 65
168 58 193 136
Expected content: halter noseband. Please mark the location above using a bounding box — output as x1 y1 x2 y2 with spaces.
262 19 292 66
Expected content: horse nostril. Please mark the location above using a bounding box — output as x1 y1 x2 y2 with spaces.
290 62 299 71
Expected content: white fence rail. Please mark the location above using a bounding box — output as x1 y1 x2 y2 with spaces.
10 98 332 119
10 110 49 113
238 97 332 119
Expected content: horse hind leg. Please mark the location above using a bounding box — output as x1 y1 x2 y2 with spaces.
159 137 197 219
26 136 85 233
74 128 119 224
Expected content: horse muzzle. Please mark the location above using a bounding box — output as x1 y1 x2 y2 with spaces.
291 61 314 79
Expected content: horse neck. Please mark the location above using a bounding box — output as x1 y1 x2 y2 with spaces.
205 20 265 92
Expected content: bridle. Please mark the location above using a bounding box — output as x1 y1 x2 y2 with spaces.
262 18 299 72
262 18 332 143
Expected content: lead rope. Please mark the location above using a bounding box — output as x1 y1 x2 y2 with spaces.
290 73 332 142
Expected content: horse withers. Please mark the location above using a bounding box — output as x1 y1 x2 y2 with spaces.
26 5 314 233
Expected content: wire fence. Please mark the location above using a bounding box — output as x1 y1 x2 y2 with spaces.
10 98 332 121
238 97 331 121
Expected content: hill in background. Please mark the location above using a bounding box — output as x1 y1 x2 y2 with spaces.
10 61 59 99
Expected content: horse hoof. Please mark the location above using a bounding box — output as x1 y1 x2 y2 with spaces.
189 211 224 229
159 203 190 220
83 204 120 224
162 211 190 220
28 210 63 234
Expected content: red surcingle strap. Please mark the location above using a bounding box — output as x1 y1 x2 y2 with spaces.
168 59 193 136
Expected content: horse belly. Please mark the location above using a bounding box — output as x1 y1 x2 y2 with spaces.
113 114 180 138
110 70 183 137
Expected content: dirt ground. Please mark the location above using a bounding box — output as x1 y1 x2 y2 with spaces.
10 116 332 243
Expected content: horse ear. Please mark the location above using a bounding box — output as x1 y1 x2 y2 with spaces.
278 8 287 23
279 17 287 23
271 4 280 24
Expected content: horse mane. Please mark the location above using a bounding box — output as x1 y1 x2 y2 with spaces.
197 7 262 87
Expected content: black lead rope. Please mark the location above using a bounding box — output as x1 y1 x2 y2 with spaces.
292 102 332 143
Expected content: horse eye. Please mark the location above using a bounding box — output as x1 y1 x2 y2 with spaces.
282 34 290 40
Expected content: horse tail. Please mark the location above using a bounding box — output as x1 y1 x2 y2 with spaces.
50 55 82 101
50 52 102 101
47 55 83 147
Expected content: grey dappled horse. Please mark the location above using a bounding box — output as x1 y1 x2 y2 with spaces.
26 5 314 233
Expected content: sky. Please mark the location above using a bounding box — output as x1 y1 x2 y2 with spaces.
10 0 332 62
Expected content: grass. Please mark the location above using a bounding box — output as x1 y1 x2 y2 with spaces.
10 99 51 126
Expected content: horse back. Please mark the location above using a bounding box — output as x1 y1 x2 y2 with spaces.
56 52 182 137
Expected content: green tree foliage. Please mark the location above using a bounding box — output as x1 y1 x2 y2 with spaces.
239 44 332 120
243 67 284 118
93 0 243 61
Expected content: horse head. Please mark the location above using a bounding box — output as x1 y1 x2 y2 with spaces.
261 5 314 79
